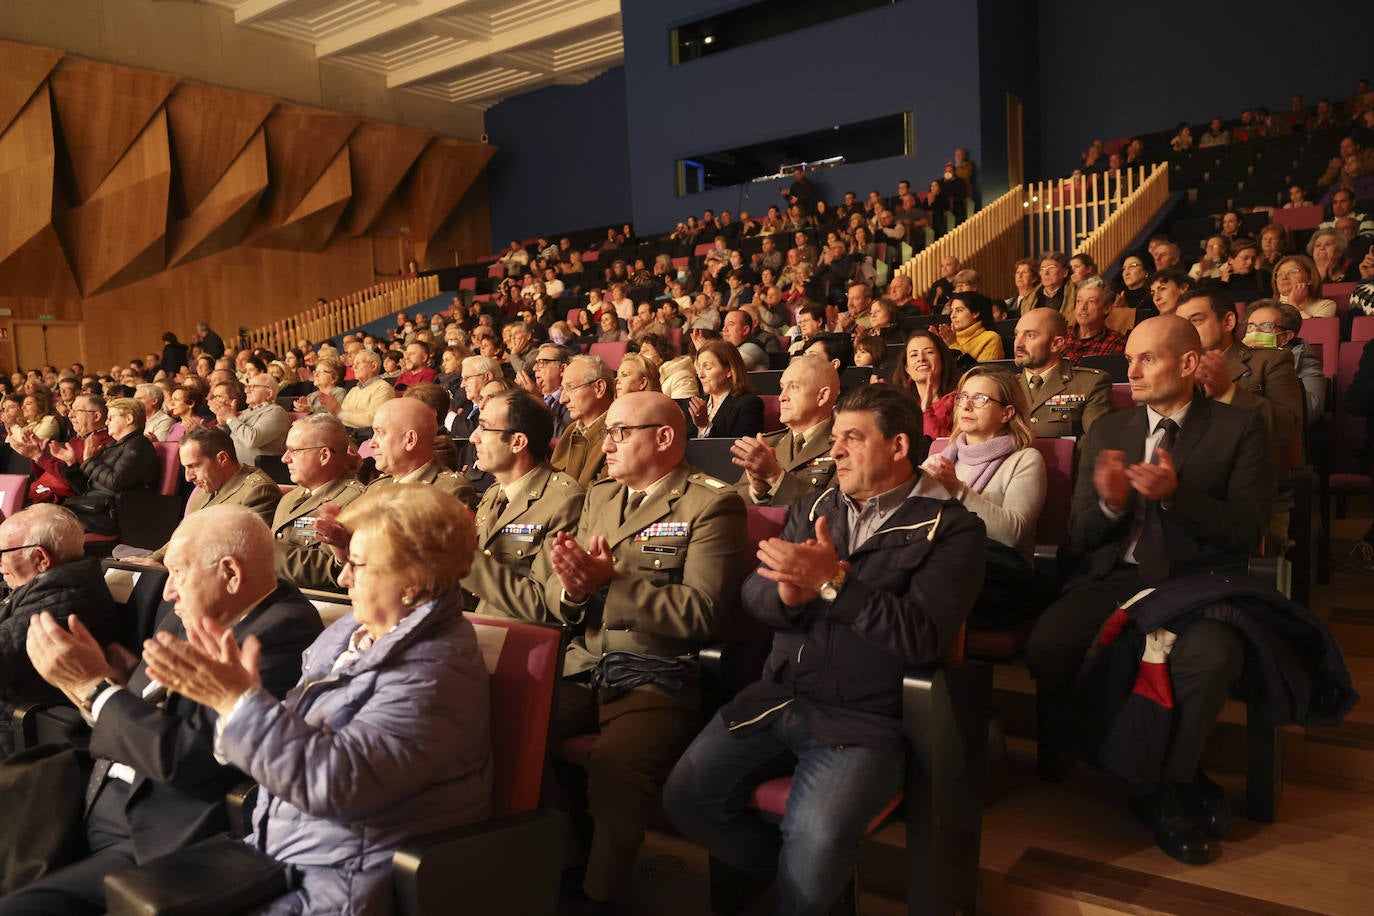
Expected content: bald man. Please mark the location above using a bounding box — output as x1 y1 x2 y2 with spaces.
546 391 751 908
1013 307 1113 438
1026 315 1274 867
731 353 839 506
365 398 475 510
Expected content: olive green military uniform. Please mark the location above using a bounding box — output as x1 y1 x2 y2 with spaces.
549 412 608 488
149 465 281 562
270 475 367 591
368 459 476 510
733 418 836 508
549 463 750 903
463 464 583 621
1020 360 1113 439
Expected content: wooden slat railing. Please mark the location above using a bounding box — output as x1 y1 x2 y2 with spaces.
244 275 440 356
896 163 1169 301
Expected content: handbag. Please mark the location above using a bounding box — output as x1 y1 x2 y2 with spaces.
104 834 292 916
0 743 91 895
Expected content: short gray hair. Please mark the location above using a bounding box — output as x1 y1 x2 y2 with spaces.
568 354 614 384
353 348 382 370
135 383 164 407
5 504 84 563
462 355 502 378
292 412 349 452
1077 276 1114 298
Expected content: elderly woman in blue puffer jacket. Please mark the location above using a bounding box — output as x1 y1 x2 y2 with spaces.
144 484 491 914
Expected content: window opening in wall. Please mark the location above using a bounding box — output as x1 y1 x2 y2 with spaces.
671 0 900 65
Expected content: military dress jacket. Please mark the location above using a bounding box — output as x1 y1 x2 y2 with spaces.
1020 360 1112 439
271 475 367 590
734 419 836 507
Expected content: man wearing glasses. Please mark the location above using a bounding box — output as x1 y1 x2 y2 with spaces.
210 378 289 468
462 389 582 620
546 391 750 910
270 415 366 591
551 355 615 487
531 343 573 437
11 394 110 504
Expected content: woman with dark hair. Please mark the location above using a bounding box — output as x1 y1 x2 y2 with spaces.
684 340 764 439
937 292 1004 362
1116 254 1154 313
1007 257 1041 315
893 329 960 439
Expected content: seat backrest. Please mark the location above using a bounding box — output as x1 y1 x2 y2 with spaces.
153 440 181 496
1110 383 1134 411
102 560 171 652
588 341 627 370
1080 354 1128 382
746 505 787 556
1324 282 1357 316
747 370 783 396
1271 204 1323 231
468 614 565 817
761 395 782 432
299 588 352 627
566 308 582 329
0 473 27 518
1335 341 1371 474
1352 315 1374 343
1032 437 1077 546
1301 316 1340 377
684 438 738 482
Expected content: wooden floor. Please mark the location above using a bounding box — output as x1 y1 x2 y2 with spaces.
622 507 1374 915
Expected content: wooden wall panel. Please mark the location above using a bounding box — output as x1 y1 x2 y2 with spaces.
0 85 78 299
168 129 270 269
48 56 178 204
404 138 496 262
56 111 172 296
257 103 359 232
426 170 492 268
166 81 276 215
0 39 62 135
342 121 433 237
255 147 352 252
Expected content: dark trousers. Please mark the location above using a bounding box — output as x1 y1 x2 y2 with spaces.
0 779 134 915
1026 564 1244 784
555 681 700 903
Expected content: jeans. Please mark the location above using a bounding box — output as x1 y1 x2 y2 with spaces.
663 706 903 916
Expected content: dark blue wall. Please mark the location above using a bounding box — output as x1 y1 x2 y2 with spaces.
1037 0 1369 176
620 0 984 235
484 67 632 245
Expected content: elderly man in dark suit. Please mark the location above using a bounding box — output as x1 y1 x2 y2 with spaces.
1026 316 1275 866
2 505 322 915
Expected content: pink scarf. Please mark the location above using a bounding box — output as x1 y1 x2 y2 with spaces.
939 433 1016 493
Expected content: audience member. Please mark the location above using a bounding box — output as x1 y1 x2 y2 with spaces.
358 399 476 509
731 354 839 507
133 384 172 442
551 354 615 486
1149 267 1192 316
1244 301 1325 423
894 329 960 439
685 341 765 439
937 292 1004 362
1007 257 1041 315
210 376 289 468
1272 254 1337 318
1064 279 1127 363
271 414 366 591
46 397 158 535
1013 307 1112 437
1033 252 1072 316
1308 227 1354 283
531 343 573 437
337 349 395 433
664 384 983 916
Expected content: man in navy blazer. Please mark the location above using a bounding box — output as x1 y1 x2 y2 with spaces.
664 384 985 915
1026 316 1275 866
2 505 321 915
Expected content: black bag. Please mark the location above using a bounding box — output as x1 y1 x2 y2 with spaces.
0 743 91 895
104 834 292 916
968 540 1052 629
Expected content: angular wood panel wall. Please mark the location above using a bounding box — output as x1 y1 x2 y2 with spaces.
0 38 494 331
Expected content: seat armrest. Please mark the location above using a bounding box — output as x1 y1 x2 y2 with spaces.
13 703 90 752
393 810 567 916
699 639 770 715
227 781 258 837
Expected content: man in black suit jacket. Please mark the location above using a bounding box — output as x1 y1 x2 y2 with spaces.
1026 316 1274 866
4 505 322 915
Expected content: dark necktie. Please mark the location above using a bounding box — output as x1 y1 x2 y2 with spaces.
491 488 508 523
1028 374 1044 397
1135 418 1180 584
622 489 645 524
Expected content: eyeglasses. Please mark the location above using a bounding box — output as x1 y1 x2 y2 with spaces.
0 543 40 557
1244 321 1288 334
475 423 513 435
283 445 327 456
604 424 664 442
563 380 597 393
953 393 1006 408
532 358 562 367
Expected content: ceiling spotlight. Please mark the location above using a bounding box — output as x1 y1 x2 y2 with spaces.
703 35 714 44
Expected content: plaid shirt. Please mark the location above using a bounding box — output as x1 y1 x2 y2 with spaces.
1064 325 1126 364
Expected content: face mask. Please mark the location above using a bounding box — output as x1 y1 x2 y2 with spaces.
1243 331 1278 349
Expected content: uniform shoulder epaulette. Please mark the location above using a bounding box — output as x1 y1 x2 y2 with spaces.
589 475 619 488
688 472 728 489
341 478 367 493
547 473 577 489
762 427 788 444
1072 364 1107 376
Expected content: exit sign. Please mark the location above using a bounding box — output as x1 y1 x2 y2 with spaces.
37 314 55 320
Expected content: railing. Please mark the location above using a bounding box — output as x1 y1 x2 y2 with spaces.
897 185 1026 302
245 275 441 356
896 164 1169 301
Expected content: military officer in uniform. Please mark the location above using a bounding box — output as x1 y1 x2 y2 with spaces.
551 354 615 487
1013 306 1113 438
546 391 751 910
730 353 839 507
140 426 281 564
463 389 582 620
364 398 476 508
271 414 366 591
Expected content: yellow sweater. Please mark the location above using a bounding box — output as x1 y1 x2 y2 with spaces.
955 322 1005 362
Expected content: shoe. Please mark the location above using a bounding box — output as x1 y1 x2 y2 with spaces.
1153 784 1213 865
1176 770 1231 840
1338 540 1374 575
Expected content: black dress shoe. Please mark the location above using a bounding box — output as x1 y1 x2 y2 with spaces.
1177 770 1231 840
1154 784 1214 865
1127 790 1158 828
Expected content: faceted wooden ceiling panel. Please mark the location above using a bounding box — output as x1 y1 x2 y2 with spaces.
56 111 173 295
257 103 360 229
168 129 271 269
48 56 179 204
0 84 77 299
166 81 277 214
342 121 434 236
406 137 495 248
255 146 353 251
0 39 63 135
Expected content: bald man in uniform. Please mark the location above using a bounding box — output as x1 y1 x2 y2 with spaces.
547 391 751 909
271 414 366 591
463 389 582 620
365 398 476 509
1014 307 1113 438
730 353 839 507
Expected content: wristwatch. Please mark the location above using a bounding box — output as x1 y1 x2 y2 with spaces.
80 677 119 714
818 567 847 602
